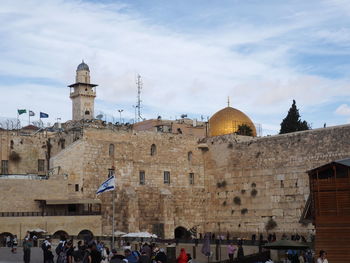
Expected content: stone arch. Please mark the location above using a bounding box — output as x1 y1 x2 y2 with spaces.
150 144 157 156
0 232 13 247
52 230 69 240
78 229 94 241
174 226 191 239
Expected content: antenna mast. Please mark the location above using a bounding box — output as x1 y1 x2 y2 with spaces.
136 74 143 122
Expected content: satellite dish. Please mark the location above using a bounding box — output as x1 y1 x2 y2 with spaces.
96 114 103 120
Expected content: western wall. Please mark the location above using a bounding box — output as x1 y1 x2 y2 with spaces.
1 120 350 240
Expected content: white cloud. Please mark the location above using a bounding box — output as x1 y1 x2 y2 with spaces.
335 104 350 116
1 0 350 134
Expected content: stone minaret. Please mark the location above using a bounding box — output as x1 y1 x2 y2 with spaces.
69 61 97 121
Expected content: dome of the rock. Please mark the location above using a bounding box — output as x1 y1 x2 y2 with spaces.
209 106 256 137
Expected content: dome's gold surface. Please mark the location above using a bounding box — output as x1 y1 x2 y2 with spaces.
209 107 256 137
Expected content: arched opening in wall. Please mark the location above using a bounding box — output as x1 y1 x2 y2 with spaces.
109 144 115 157
188 151 193 162
78 229 94 241
174 226 191 240
52 230 69 240
85 110 90 115
150 144 157 156
0 232 13 247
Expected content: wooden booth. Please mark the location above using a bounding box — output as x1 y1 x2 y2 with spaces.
308 159 350 263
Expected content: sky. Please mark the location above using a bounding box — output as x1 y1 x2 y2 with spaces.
1 0 350 135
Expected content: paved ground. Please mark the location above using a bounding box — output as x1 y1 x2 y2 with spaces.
0 247 45 262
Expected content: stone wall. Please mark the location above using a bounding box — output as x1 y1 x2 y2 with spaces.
0 215 101 238
0 131 48 175
51 128 206 238
0 177 68 212
202 125 350 238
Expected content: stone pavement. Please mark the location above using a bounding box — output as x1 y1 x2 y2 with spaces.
0 247 44 263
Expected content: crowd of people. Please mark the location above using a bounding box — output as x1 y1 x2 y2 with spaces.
20 234 195 263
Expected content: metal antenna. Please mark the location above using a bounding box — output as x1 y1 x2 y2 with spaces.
136 74 143 122
227 96 230 107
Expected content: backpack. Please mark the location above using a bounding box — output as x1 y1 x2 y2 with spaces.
56 242 64 255
82 250 91 263
57 247 68 263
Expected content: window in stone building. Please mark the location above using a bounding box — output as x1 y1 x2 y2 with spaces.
189 173 195 185
85 110 90 115
280 180 284 188
75 184 79 192
109 144 115 157
164 171 170 184
151 144 157 156
1 160 8 174
139 171 145 185
38 159 45 172
188 151 193 162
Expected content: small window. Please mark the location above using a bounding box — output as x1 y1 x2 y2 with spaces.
189 173 194 185
109 144 115 157
164 171 170 184
188 151 193 162
38 159 45 172
75 184 79 192
1 160 8 174
151 144 157 156
85 110 90 115
139 171 145 185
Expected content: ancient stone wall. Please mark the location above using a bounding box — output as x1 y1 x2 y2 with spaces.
0 131 48 175
0 177 68 212
202 125 350 238
51 128 206 238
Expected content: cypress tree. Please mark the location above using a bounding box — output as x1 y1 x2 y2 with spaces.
280 100 310 134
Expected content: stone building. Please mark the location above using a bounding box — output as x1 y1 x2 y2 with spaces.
0 62 349 241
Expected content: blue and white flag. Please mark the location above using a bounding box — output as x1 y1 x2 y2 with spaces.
40 112 49 118
96 176 115 195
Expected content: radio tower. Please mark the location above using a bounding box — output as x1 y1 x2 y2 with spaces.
136 74 143 122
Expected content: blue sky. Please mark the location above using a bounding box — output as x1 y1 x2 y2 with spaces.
1 0 350 134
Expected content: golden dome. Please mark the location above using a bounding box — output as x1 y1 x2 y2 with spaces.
209 106 256 137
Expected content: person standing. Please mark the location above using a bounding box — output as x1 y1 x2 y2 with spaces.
317 250 328 263
177 248 188 263
12 235 18 253
23 238 32 263
46 245 55 263
237 244 244 259
227 243 236 262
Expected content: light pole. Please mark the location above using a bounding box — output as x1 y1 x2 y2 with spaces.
117 109 124 124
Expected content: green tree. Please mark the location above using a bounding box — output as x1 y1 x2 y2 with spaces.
280 100 310 134
237 124 253 136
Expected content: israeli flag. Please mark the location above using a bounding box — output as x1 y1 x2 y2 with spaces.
96 176 115 195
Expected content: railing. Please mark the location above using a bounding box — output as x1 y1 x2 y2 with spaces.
0 211 101 217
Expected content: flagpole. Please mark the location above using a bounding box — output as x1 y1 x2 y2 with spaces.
28 110 30 125
112 189 115 249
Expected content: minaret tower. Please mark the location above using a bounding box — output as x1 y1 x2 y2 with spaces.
68 61 98 121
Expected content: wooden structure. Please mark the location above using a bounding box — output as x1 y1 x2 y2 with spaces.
308 159 350 263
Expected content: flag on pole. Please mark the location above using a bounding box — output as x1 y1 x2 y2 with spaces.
18 109 26 115
29 111 35 116
96 176 115 195
40 112 49 118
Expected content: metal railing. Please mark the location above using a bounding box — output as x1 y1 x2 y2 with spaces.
0 211 101 217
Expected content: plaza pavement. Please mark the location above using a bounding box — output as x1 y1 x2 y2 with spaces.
0 247 44 263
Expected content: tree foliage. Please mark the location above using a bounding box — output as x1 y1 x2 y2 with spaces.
280 100 310 134
237 124 253 136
